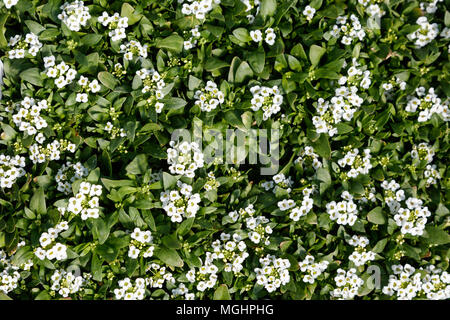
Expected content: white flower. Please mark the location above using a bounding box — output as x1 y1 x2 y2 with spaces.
250 30 263 42
303 5 316 21
3 0 19 9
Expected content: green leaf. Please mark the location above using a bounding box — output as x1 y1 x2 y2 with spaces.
121 2 142 25
232 28 251 42
0 14 7 48
20 68 43 87
372 238 388 253
248 49 265 74
154 246 184 268
336 123 354 134
160 97 187 110
424 226 450 245
177 217 195 236
98 71 119 90
188 75 202 90
311 134 331 159
162 172 179 190
81 34 102 47
367 207 386 225
224 110 245 129
30 188 46 215
234 61 253 84
309 45 326 67
92 218 110 245
260 0 277 19
125 154 148 175
162 233 182 249
96 237 129 263
156 34 184 53
214 284 232 300
25 20 46 35
316 167 331 194
205 58 230 72
0 293 12 300
11 246 33 266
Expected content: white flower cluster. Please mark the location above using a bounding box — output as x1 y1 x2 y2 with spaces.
8 33 42 59
338 59 372 90
145 263 176 289
120 40 148 60
302 5 316 21
172 283 195 300
180 0 221 20
104 121 126 138
326 193 359 226
313 60 369 136
77 76 101 103
394 197 430 236
411 142 435 164
348 235 375 267
209 233 249 274
35 221 69 261
3 0 18 9
184 26 201 50
45 58 77 89
55 161 89 194
381 76 407 94
250 28 276 45
294 146 323 170
420 0 443 14
186 263 218 292
29 139 76 164
128 227 154 259
0 249 23 294
298 255 329 284
337 147 372 178
250 85 283 120
358 0 384 18
229 204 272 245
255 254 290 293
167 140 204 177
330 268 364 300
383 264 450 300
194 80 225 112
441 27 450 40
136 68 166 101
12 97 48 136
424 164 441 186
160 181 201 223
114 277 146 300
64 182 102 220
405 87 450 122
50 269 89 298
97 12 129 41
330 14 366 45
408 17 439 48
358 187 377 204
381 180 431 236
261 173 293 193
380 179 404 209
0 154 26 188
277 188 314 222
58 1 91 32
204 172 220 191
241 0 260 23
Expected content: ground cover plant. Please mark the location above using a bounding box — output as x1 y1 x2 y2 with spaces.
0 0 449 300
